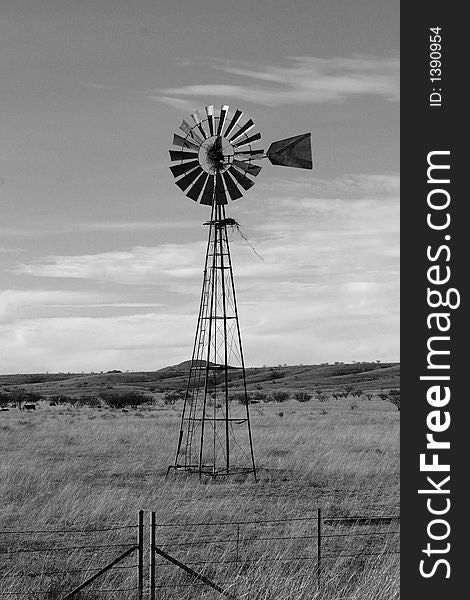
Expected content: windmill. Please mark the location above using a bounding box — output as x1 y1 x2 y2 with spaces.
167 104 312 480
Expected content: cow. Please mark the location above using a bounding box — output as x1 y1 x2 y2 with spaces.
24 404 36 410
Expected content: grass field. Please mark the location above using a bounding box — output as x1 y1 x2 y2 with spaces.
0 363 399 599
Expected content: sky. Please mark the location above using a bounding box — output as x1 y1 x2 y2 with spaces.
0 0 399 373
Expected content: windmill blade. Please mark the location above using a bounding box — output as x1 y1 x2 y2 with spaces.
169 159 200 178
169 150 199 162
223 109 243 138
179 120 203 145
186 172 209 202
175 166 204 192
217 105 229 135
222 171 243 201
205 105 214 136
228 165 255 191
232 131 262 148
229 119 255 143
191 110 207 139
172 133 200 151
200 174 215 205
266 133 313 169
214 172 228 205
232 160 262 177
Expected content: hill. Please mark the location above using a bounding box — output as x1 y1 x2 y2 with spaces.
0 361 399 399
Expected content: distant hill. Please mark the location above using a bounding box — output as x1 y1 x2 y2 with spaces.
0 361 399 398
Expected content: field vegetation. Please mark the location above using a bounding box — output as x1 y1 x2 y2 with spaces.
0 362 399 599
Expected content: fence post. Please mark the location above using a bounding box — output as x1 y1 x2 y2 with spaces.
236 523 240 563
138 510 144 600
317 507 321 590
150 511 156 600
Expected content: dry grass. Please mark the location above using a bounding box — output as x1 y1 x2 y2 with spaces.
0 398 399 599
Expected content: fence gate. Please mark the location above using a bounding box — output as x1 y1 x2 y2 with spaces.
149 511 233 599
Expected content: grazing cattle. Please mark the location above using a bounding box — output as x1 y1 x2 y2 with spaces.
24 404 36 411
49 402 58 406
0 408 9 412
278 412 284 417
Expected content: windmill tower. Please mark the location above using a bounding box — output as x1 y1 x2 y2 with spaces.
167 104 312 480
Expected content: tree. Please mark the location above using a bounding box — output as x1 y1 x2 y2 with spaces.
10 388 30 410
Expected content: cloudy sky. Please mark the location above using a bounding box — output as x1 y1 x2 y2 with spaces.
1 0 399 373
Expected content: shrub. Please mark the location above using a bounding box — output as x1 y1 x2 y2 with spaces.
0 392 11 408
294 392 312 402
9 388 39 410
253 391 267 403
350 401 359 411
270 369 286 380
320 408 328 415
388 389 400 411
78 396 100 408
163 390 184 406
271 391 290 403
233 392 250 405
100 391 149 409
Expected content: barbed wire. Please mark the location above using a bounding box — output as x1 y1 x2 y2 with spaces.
0 525 136 535
1 564 137 578
0 542 136 555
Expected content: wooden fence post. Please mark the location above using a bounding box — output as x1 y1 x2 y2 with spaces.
138 510 144 600
317 507 321 590
150 511 156 600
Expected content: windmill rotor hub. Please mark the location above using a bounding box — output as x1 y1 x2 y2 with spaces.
199 135 234 174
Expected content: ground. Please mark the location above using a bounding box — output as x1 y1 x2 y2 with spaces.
0 362 399 599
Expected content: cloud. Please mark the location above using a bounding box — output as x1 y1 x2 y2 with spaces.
14 243 206 286
6 171 399 370
0 290 99 321
154 55 399 108
0 313 195 373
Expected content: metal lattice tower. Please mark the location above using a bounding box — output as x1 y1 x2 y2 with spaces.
167 104 313 480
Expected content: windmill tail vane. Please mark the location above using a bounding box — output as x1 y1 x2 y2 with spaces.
166 104 313 480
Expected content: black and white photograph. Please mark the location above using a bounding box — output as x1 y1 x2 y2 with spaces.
3 1 440 598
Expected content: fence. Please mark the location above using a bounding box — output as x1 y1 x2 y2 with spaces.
0 511 144 599
0 509 399 599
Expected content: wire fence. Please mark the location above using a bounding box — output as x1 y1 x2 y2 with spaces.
0 509 399 599
0 516 141 599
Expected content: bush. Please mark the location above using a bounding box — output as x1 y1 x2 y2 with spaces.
253 391 267 403
294 392 312 402
388 389 400 411
78 396 100 408
0 392 11 408
271 391 290 403
9 388 41 410
350 400 359 411
100 391 149 410
163 390 184 406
